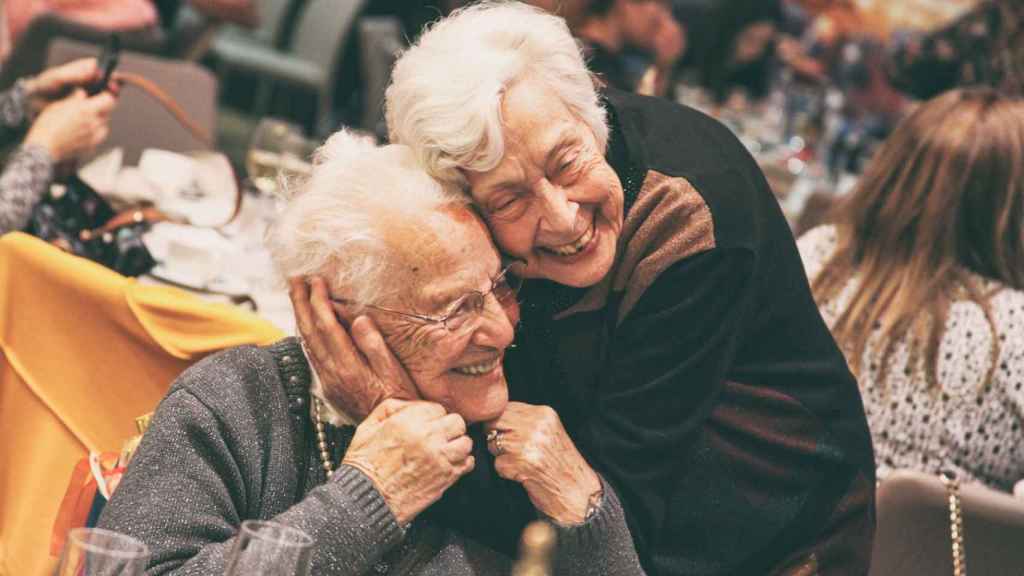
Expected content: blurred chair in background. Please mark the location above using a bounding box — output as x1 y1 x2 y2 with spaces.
210 0 367 136
870 469 1024 575
0 232 282 575
209 0 293 63
356 16 403 139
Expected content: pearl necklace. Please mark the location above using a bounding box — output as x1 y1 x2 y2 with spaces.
313 397 335 478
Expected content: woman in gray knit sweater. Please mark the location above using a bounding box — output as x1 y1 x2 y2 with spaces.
98 132 644 575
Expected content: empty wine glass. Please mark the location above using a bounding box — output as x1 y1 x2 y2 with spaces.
223 520 313 576
57 528 149 576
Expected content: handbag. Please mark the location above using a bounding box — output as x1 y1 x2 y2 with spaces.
23 174 159 276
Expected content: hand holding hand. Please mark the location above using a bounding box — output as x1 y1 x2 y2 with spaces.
24 89 116 162
485 402 601 525
289 277 419 419
342 400 474 525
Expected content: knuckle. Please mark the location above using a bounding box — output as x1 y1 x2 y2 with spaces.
538 405 558 423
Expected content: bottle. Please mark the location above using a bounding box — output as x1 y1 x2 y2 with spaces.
511 521 557 576
120 413 153 466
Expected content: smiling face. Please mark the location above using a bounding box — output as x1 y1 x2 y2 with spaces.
362 207 516 423
464 77 624 288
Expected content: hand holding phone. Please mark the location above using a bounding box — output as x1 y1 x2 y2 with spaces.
87 35 121 96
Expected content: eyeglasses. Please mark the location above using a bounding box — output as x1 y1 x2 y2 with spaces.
330 264 522 333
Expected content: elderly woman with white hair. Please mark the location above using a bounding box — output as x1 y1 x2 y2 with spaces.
292 2 876 575
96 132 644 575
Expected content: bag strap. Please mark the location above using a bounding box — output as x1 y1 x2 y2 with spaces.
941 471 967 576
114 72 214 146
91 207 169 236
105 72 244 227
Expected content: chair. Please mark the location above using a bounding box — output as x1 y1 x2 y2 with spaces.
357 17 404 138
46 38 219 166
0 233 282 574
869 469 1024 575
211 0 367 135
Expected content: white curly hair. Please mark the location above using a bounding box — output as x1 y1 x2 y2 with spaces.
266 130 467 308
385 1 608 186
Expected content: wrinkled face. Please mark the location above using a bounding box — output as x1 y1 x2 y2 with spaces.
361 207 516 423
464 77 624 288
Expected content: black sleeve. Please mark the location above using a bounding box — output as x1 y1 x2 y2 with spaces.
586 247 755 570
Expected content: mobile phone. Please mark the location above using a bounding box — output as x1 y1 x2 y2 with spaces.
88 35 121 96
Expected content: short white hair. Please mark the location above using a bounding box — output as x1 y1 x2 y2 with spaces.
266 130 466 307
385 1 608 186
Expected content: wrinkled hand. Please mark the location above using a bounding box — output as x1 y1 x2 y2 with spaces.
289 277 419 419
485 402 601 525
24 89 116 162
342 400 474 525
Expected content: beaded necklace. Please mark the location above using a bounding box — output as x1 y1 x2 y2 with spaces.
313 397 335 478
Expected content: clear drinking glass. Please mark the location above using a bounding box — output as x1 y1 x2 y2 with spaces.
223 520 313 576
56 528 150 576
245 118 313 197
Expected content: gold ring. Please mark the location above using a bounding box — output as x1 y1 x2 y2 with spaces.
486 429 505 456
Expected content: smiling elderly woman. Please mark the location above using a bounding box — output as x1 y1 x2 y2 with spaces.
293 3 877 576
97 132 643 575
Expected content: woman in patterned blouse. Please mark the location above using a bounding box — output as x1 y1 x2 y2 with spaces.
798 88 1024 491
0 58 116 233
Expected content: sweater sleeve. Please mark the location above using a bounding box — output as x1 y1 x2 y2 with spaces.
0 144 53 233
97 389 404 576
587 247 755 573
0 80 30 135
553 474 647 575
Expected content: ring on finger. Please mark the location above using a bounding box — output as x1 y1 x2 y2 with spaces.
486 429 505 456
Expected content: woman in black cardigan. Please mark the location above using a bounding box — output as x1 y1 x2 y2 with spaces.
294 3 875 574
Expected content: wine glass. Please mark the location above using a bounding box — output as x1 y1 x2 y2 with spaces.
245 119 312 198
223 520 313 576
57 528 150 576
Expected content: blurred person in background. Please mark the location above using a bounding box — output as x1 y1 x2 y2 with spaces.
888 0 1024 99
574 0 684 96
675 0 785 105
528 0 594 28
0 0 258 85
798 89 1024 492
1 0 162 68
0 58 116 234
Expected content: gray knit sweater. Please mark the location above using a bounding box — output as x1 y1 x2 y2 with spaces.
98 338 645 575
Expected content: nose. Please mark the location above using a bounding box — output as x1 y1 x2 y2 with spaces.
472 293 516 351
535 179 579 236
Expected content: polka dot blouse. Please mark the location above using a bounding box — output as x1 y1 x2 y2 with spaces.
798 225 1024 492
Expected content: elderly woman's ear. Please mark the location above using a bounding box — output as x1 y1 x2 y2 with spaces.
289 276 419 419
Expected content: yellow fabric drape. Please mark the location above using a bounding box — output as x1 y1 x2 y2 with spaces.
0 232 283 575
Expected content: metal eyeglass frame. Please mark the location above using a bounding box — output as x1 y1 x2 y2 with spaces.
329 263 520 331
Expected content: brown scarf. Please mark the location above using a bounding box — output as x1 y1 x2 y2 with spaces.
556 170 716 324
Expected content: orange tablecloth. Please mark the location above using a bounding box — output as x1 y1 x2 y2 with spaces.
0 233 283 574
